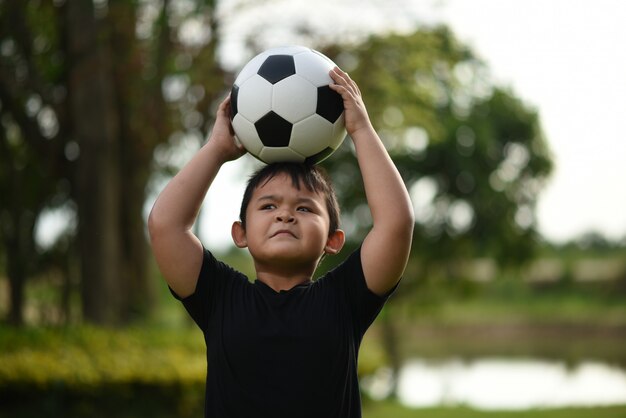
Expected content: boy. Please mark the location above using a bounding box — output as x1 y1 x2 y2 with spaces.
148 67 414 417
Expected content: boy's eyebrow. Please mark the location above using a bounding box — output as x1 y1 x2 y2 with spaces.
256 195 279 202
256 194 320 206
296 197 320 205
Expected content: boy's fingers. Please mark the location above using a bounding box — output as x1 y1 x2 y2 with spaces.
330 67 343 80
334 67 353 84
331 67 360 97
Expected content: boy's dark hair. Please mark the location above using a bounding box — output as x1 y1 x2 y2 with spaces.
239 162 340 236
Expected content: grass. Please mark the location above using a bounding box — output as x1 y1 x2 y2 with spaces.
394 271 626 325
363 400 626 418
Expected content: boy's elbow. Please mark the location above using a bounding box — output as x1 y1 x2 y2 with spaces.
395 206 415 245
405 205 416 229
397 201 415 234
148 206 193 245
400 215 415 242
147 207 167 241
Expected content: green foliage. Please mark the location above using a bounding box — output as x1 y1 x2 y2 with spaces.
0 326 206 388
0 326 207 417
322 27 553 270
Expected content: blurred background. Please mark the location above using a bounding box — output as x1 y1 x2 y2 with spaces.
1 0 625 417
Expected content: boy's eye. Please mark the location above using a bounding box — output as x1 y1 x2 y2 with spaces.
297 206 312 212
261 204 276 210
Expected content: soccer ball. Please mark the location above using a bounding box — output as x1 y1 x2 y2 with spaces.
230 46 346 164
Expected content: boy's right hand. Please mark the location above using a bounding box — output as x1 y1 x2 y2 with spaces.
208 95 246 163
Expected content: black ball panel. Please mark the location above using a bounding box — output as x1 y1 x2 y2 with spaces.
316 86 344 123
230 84 239 120
255 111 293 147
258 55 296 84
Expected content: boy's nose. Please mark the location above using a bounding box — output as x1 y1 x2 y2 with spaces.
276 212 295 223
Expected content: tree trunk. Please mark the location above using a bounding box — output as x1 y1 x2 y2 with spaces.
65 0 123 325
0 138 39 326
380 309 402 399
4 204 38 326
108 1 157 321
119 171 153 320
6 230 26 326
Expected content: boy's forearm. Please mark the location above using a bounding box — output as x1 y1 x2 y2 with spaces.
349 124 414 295
351 126 414 230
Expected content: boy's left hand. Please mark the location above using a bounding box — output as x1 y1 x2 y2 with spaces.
329 67 373 138
208 95 247 163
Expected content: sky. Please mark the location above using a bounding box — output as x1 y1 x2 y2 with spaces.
201 0 626 249
421 0 626 243
37 1 626 249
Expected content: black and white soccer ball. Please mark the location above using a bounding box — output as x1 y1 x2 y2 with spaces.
230 46 346 164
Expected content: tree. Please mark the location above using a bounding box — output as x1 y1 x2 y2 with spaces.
0 0 228 325
321 28 552 270
0 1 70 325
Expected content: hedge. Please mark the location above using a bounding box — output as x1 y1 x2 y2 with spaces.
0 326 206 418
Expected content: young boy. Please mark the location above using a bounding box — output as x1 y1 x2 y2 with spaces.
148 67 414 418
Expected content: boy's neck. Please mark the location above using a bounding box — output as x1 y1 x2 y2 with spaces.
255 271 313 292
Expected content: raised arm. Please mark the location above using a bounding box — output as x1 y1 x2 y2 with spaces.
329 67 414 296
148 96 245 297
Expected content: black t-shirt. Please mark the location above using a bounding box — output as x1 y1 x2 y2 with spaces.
173 246 393 418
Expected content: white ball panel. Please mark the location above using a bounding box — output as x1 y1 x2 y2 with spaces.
290 115 334 156
272 75 317 123
294 51 335 87
311 49 337 66
232 114 264 156
237 75 273 122
269 45 311 56
259 146 306 163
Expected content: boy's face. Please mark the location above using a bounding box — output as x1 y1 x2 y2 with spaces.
232 173 343 271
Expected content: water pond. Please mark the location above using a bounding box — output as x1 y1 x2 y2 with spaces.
362 357 626 410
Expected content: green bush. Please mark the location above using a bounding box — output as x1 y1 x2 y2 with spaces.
0 326 206 418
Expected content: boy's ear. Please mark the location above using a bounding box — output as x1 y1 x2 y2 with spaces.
324 229 345 255
231 221 248 248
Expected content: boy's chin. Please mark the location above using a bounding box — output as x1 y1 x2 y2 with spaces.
252 248 321 267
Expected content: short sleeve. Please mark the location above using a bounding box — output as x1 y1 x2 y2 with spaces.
324 246 398 337
170 247 244 331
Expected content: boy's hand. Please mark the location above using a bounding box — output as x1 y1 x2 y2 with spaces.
208 95 246 163
329 67 373 138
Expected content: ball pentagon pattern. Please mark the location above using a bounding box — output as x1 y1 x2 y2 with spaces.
230 46 346 164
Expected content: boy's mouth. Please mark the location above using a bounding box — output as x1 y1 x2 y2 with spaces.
271 229 297 238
